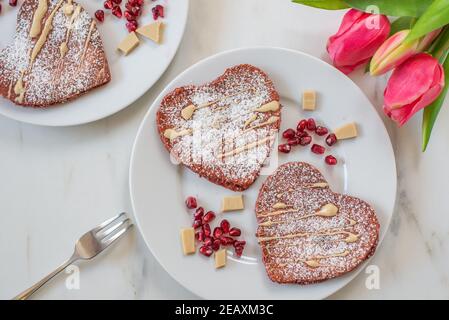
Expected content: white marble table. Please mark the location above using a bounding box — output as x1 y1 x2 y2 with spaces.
1 0 449 300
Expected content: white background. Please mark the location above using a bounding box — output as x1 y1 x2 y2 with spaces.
1 0 448 299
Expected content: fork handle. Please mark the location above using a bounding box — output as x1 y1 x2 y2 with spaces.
13 256 77 300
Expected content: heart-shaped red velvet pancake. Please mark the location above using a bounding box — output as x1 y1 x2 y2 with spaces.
156 64 281 191
0 0 111 107
255 162 379 284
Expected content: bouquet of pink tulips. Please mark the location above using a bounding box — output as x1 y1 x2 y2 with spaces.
293 0 449 151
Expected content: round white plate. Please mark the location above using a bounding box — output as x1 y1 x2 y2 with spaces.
129 47 397 299
0 0 188 126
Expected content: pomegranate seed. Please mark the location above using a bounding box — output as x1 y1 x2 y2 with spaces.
9 0 17 7
112 0 122 4
311 144 325 154
95 10 105 22
130 6 141 16
282 128 296 139
297 119 307 132
306 118 316 131
136 0 144 5
220 219 230 234
213 227 223 239
199 246 213 257
234 246 244 257
326 133 338 146
299 135 312 146
192 219 202 229
202 223 211 237
203 211 216 224
104 0 113 9
185 196 197 209
220 236 235 246
152 4 164 20
234 240 246 248
124 10 136 21
112 5 122 18
278 143 291 153
194 207 204 220
204 236 213 247
212 239 221 251
229 227 241 237
195 231 205 242
287 137 300 146
128 0 138 5
125 3 134 10
126 20 138 33
325 155 338 165
315 126 328 136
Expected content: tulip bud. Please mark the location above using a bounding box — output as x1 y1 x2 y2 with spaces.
370 29 441 76
327 9 390 74
383 53 445 126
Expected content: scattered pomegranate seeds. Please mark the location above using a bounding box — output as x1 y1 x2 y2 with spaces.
195 231 205 242
124 10 135 21
282 128 296 139
204 236 213 247
229 227 241 237
311 144 325 154
326 133 338 146
213 227 223 239
202 223 211 237
234 246 244 257
185 196 197 209
112 5 123 18
278 143 291 153
325 155 338 165
306 118 316 131
112 0 122 4
212 239 221 251
199 246 213 257
297 119 307 132
220 236 234 246
126 21 138 33
234 240 246 247
104 0 113 10
315 126 328 136
287 137 300 146
194 207 204 220
220 219 230 234
95 10 105 22
9 0 18 7
192 218 202 229
152 4 164 20
202 211 216 223
299 135 312 146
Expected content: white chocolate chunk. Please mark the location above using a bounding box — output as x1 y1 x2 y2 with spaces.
302 90 316 111
305 260 320 268
215 249 227 269
136 22 163 44
181 104 196 120
221 195 244 212
117 32 140 55
180 228 195 255
334 122 358 140
272 202 288 209
316 203 338 217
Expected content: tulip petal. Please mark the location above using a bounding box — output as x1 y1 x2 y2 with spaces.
385 63 445 126
384 53 439 109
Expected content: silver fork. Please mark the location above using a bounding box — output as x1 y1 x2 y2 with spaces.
13 212 133 300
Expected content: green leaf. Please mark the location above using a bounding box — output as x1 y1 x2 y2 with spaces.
390 17 415 36
344 0 433 17
429 27 449 62
406 0 449 43
291 0 349 10
422 56 449 151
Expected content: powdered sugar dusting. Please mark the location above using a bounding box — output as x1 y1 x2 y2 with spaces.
255 162 379 284
0 0 110 107
157 64 281 191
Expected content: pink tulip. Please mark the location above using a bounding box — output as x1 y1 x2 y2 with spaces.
383 53 445 126
327 9 391 74
370 29 441 76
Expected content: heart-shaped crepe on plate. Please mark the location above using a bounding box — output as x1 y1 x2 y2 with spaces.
156 64 281 191
255 162 379 284
0 0 111 107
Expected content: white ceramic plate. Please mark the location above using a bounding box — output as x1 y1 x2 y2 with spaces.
129 47 397 299
0 0 188 126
